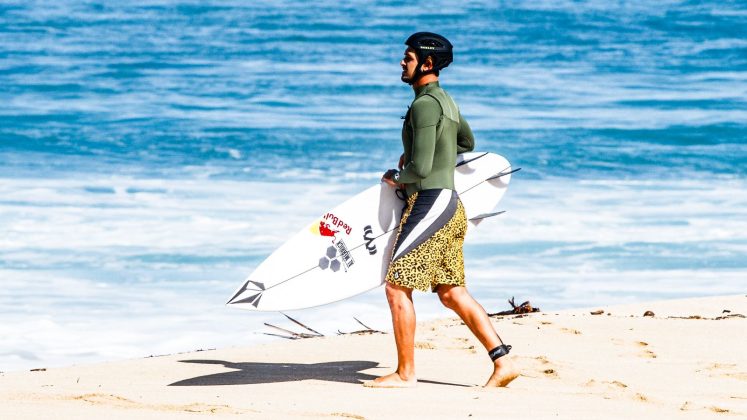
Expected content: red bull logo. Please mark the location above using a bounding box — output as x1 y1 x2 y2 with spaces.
322 213 352 235
319 221 338 237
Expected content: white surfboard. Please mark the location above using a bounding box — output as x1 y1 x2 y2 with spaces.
227 152 517 311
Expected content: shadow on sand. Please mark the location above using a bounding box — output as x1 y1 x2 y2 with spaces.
169 359 472 387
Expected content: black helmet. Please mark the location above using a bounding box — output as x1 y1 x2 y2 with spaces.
404 32 453 82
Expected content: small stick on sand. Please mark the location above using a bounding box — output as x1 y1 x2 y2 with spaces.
263 323 319 339
281 312 324 337
337 317 386 335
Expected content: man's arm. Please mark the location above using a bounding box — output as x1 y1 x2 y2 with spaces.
382 154 407 188
396 97 440 184
457 113 475 153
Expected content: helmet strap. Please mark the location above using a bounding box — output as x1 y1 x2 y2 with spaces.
409 56 435 85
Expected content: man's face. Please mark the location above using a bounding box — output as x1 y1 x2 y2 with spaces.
400 48 418 84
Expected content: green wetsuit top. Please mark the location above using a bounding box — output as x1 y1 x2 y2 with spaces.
398 81 475 197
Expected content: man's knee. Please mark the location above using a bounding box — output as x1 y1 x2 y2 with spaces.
438 286 463 309
385 282 411 306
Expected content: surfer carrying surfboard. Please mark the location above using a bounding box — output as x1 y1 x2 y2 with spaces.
366 32 519 388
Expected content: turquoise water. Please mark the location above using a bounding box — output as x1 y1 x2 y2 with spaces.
1 1 746 371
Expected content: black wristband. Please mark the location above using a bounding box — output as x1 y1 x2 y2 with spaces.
488 344 512 361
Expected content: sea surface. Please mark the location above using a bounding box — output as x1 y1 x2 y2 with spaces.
1 1 745 372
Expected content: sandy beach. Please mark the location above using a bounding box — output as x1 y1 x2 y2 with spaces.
1 294 745 419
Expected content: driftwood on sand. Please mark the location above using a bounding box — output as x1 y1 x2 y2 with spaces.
337 317 386 336
488 297 541 317
264 314 385 340
264 313 324 340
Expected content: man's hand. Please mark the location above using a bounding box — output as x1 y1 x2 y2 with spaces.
398 153 405 170
382 169 402 189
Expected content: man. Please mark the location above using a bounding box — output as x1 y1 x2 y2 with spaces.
364 32 519 388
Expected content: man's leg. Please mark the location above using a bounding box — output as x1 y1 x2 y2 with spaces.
437 284 519 387
364 282 417 387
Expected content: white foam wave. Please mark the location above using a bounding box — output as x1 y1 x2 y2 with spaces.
1 175 745 372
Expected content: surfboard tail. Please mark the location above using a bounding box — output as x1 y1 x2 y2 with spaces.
226 280 266 307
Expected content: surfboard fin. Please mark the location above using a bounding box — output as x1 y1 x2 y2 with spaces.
455 152 488 167
458 164 519 196
487 167 521 180
469 211 506 222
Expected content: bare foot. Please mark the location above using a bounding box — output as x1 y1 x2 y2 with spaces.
484 356 519 387
363 371 417 388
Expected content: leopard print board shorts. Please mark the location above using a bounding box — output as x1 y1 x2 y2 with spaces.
386 189 468 292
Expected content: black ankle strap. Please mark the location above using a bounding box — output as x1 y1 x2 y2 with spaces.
488 344 512 361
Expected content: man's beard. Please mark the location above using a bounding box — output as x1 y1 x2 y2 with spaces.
401 71 413 84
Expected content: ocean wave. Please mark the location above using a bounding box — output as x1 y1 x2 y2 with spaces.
2 175 745 371
2 0 746 373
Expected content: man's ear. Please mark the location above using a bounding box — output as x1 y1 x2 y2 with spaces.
421 56 434 71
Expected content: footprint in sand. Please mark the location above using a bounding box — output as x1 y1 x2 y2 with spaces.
560 327 582 335
640 349 657 359
445 337 477 352
329 412 366 419
583 379 625 389
610 339 657 358
709 406 731 413
699 363 747 381
529 356 559 379
680 401 732 414
583 380 650 403
70 393 252 414
414 341 436 350
542 368 558 378
634 393 649 402
632 340 656 358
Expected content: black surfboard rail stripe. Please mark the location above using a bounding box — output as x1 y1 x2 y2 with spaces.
335 164 515 258
229 156 518 304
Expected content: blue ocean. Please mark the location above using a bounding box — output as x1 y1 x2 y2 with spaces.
1 1 745 371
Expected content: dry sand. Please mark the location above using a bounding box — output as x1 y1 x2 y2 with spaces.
1 294 745 419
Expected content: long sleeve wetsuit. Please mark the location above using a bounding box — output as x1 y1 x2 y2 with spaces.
398 81 475 197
